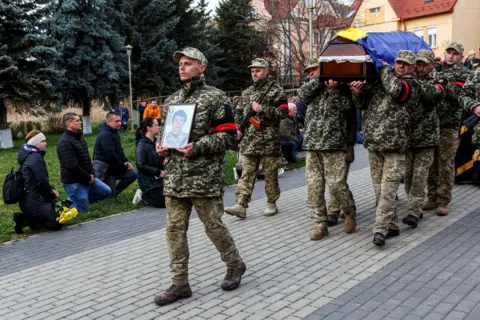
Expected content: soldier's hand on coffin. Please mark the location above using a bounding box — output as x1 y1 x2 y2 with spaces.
252 101 262 112
350 81 364 92
325 79 338 88
237 130 243 139
381 60 389 66
473 105 480 117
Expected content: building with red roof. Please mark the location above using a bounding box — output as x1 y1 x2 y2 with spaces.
252 0 363 86
352 0 480 55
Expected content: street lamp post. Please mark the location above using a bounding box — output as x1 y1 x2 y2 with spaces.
304 0 315 60
126 44 134 131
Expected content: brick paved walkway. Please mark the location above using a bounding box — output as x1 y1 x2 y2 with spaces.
1 146 480 320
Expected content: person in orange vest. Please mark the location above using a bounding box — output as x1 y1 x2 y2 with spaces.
144 100 161 120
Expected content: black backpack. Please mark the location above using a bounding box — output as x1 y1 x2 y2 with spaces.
3 155 29 204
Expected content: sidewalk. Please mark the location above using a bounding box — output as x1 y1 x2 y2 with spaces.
1 146 480 320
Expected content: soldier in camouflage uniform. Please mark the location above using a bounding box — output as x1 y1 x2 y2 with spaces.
297 59 357 225
351 51 422 246
403 50 444 228
298 59 357 241
327 87 357 225
460 64 480 143
224 58 288 219
154 47 245 306
426 42 470 215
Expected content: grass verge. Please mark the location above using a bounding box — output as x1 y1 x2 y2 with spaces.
0 126 304 243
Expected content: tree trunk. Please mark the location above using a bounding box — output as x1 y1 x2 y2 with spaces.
82 97 92 135
0 98 14 149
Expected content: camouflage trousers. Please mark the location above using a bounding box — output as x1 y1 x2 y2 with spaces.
405 147 435 219
236 155 281 207
427 129 459 206
307 150 355 226
369 152 405 236
327 144 356 215
165 196 243 285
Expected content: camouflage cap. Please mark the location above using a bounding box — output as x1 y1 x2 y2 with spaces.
445 42 464 54
173 47 208 65
303 58 320 73
395 50 416 65
248 58 269 69
416 50 435 64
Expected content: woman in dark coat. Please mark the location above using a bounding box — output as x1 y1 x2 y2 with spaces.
132 117 166 208
13 130 63 234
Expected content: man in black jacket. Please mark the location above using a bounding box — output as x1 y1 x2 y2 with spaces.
94 112 137 197
57 113 112 212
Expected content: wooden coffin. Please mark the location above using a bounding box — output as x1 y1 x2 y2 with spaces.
318 37 376 81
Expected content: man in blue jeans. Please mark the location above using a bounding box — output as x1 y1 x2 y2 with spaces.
57 113 112 212
94 112 137 197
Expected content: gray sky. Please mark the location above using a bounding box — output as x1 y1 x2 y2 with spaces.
207 0 220 15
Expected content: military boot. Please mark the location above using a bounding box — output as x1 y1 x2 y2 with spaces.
154 284 192 306
327 212 339 226
344 211 356 234
386 229 400 239
263 203 278 217
402 214 418 228
373 233 386 246
221 262 246 291
224 204 247 219
310 224 328 241
437 204 449 216
423 200 437 210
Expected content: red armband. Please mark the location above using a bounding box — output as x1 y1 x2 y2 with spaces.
400 80 410 102
214 123 237 132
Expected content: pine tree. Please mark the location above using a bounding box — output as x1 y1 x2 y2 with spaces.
194 0 227 88
215 0 273 91
0 0 60 148
124 0 178 98
51 0 128 134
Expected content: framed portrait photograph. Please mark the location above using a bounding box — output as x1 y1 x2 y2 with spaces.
161 103 196 149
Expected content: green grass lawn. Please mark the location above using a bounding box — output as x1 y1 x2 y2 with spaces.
0 124 305 243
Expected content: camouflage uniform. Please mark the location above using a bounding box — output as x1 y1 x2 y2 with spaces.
162 48 243 286
234 58 288 208
327 102 357 217
459 67 480 143
352 51 422 236
428 43 470 207
405 50 443 219
298 78 356 229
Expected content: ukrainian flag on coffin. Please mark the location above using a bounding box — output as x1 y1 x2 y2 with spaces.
333 28 432 71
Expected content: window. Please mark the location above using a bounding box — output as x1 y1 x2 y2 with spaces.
427 26 437 46
370 7 380 13
425 0 434 3
414 28 424 40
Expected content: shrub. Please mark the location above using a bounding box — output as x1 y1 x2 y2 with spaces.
43 115 64 134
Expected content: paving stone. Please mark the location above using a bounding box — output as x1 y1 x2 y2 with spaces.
3 149 480 320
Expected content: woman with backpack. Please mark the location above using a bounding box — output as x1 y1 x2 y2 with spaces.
13 130 63 234
132 117 166 208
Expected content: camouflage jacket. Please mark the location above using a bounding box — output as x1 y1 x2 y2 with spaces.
298 78 354 151
234 79 288 156
161 76 236 198
436 62 470 129
459 67 480 143
352 67 422 153
410 70 443 148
